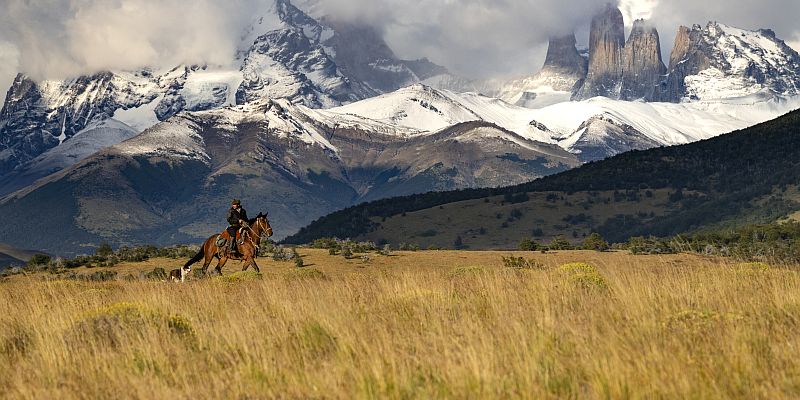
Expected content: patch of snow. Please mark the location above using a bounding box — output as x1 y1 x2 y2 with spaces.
113 117 210 162
112 94 164 133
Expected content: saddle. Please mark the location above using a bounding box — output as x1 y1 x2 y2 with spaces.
215 228 248 248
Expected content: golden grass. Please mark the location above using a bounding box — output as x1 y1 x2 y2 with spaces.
2 249 800 399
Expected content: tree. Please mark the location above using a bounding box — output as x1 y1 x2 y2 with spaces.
454 236 464 249
583 233 610 252
518 237 539 251
95 243 113 257
549 235 574 250
27 254 51 267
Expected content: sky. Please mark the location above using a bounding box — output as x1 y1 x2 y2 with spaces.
1 0 799 105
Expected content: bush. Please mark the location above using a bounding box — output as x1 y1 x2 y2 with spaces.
583 233 610 252
293 250 305 268
501 256 545 270
559 263 607 290
143 268 166 280
95 243 113 257
341 247 353 259
627 236 675 255
549 235 574 250
27 254 51 267
272 246 293 261
518 237 540 251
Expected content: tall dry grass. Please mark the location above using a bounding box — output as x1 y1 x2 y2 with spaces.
1 251 799 399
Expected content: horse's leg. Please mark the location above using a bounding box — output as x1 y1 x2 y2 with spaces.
215 255 230 276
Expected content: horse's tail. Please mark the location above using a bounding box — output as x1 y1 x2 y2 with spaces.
184 247 205 268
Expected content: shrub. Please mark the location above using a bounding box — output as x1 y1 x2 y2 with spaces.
311 237 339 250
83 270 117 282
518 237 540 251
627 236 675 255
559 263 607 290
27 254 51 267
502 256 545 270
583 233 610 252
95 243 113 257
143 268 166 280
341 247 353 259
549 236 574 250
272 246 293 261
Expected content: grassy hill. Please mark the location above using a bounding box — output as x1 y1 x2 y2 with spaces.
285 108 800 247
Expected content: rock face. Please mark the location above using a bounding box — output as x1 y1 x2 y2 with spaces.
496 34 587 107
319 18 447 93
574 4 626 99
656 22 800 102
538 34 589 91
620 20 668 101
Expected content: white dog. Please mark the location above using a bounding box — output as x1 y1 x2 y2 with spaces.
169 266 191 282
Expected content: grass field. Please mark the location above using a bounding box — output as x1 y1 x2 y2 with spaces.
2 249 800 399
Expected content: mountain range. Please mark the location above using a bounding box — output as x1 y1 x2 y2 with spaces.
1 0 799 255
285 108 800 248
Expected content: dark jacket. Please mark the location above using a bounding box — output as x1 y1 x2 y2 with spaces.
227 207 248 227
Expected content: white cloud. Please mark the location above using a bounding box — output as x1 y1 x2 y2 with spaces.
0 42 20 106
0 0 798 104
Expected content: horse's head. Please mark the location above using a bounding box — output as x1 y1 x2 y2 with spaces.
255 212 273 238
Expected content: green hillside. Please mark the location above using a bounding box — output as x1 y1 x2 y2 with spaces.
285 108 800 247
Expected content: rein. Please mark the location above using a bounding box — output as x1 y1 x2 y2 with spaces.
242 218 269 247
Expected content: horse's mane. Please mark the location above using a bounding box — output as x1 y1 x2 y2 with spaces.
248 213 263 225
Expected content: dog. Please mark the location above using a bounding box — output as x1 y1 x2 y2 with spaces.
169 266 191 282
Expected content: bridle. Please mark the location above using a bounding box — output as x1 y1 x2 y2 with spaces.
242 216 272 248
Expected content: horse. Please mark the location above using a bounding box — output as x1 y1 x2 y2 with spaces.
183 212 273 275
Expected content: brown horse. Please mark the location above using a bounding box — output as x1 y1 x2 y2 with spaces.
184 212 273 275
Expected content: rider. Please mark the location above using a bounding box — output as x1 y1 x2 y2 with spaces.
226 199 249 255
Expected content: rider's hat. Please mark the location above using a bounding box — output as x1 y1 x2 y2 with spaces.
231 199 241 205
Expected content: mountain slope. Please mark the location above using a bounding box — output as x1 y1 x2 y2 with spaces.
0 100 578 255
285 108 800 246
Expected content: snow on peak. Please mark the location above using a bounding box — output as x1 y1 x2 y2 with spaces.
683 22 800 100
112 116 210 162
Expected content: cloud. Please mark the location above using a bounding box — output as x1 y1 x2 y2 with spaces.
0 42 20 104
0 0 264 82
302 0 614 79
0 0 798 107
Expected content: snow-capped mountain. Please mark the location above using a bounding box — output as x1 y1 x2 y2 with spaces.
0 0 452 180
658 22 800 102
499 5 800 105
328 84 800 161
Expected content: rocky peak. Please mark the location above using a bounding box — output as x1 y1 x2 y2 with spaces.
658 22 800 101
542 34 589 82
620 19 667 100
574 3 626 99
